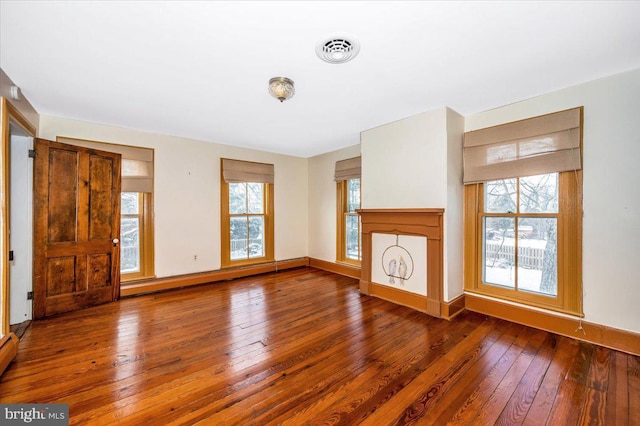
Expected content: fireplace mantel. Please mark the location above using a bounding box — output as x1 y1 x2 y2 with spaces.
357 208 444 318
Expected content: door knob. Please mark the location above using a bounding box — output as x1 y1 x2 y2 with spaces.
113 238 119 246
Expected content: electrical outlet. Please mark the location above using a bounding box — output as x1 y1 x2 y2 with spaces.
193 254 198 261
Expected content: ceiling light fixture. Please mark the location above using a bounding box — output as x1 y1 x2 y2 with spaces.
268 77 295 102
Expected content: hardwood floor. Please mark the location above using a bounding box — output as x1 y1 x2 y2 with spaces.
1 268 638 425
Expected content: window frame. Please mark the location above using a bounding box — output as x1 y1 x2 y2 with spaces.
464 170 582 315
120 192 155 283
336 178 361 266
221 179 274 268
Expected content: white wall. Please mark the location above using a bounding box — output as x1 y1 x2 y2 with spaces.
307 144 361 262
465 68 640 333
361 108 448 209
445 108 465 301
38 115 309 278
361 107 465 302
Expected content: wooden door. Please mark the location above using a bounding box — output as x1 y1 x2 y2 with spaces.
33 139 121 319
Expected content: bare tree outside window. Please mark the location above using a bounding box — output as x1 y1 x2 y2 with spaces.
345 178 361 261
483 173 558 296
121 192 140 273
229 182 265 260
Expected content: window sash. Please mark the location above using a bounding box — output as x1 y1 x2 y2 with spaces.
481 174 560 296
120 192 155 282
121 216 141 273
121 193 143 275
344 212 361 261
337 178 361 264
229 214 265 260
228 182 266 261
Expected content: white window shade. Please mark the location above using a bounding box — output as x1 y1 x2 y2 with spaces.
120 159 153 192
57 137 153 192
222 158 274 184
334 156 361 182
463 107 582 184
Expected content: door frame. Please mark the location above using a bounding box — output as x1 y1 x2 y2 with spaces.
9 130 34 325
1 98 36 336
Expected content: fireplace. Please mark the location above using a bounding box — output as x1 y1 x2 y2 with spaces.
357 209 444 318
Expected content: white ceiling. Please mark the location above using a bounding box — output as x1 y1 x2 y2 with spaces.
1 1 639 158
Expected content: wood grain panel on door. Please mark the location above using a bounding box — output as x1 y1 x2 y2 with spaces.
34 139 121 318
47 149 78 243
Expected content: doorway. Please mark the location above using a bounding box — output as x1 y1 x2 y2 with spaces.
0 98 37 341
9 124 33 329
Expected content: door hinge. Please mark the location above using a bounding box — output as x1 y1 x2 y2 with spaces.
27 291 33 300
28 149 36 158
9 250 14 261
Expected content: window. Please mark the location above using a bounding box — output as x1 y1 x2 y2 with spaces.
120 192 154 281
337 178 361 263
483 174 559 295
229 183 268 261
221 159 274 267
463 108 582 315
335 157 362 265
121 192 141 273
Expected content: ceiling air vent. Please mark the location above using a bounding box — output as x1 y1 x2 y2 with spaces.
315 36 360 64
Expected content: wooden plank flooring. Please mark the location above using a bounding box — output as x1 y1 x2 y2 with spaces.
1 267 638 425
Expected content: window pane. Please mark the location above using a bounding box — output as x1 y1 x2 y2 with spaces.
519 173 559 213
485 179 517 213
248 216 264 258
121 192 139 215
230 216 248 260
121 217 140 273
483 216 515 288
229 183 247 214
345 213 360 260
518 217 557 296
347 178 360 213
247 183 264 214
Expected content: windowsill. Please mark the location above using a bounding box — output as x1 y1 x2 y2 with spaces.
222 256 275 269
335 260 361 269
121 274 157 286
464 288 583 318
